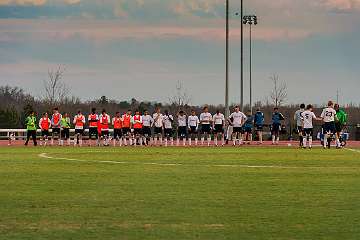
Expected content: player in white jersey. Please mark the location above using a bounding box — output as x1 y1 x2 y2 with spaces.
177 111 187 146
294 104 305 147
301 104 322 149
212 110 225 146
199 106 213 146
142 110 154 146
152 107 164 146
188 109 200 146
163 110 174 146
229 106 247 145
321 101 338 149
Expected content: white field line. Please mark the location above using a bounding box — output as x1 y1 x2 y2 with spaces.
38 153 358 169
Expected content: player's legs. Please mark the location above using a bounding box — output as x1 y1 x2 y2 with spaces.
298 126 303 147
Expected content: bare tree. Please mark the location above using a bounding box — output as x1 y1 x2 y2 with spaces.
169 81 191 111
43 65 69 105
269 74 287 107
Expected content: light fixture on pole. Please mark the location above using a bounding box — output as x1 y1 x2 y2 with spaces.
225 0 230 118
243 14 258 114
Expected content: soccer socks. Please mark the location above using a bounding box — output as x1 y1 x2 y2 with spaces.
207 137 211 146
272 135 276 144
303 137 307 148
323 134 328 148
188 138 192 146
201 137 205 146
214 138 218 146
309 137 313 148
336 138 341 148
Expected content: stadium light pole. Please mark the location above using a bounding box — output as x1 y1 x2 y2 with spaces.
225 0 230 118
235 0 244 111
243 15 258 114
240 0 244 111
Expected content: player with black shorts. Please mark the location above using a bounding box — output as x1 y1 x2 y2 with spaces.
212 110 225 146
153 108 164 146
188 110 200 146
294 104 305 147
163 110 174 147
88 108 99 146
142 110 154 146
321 101 338 149
199 106 212 146
177 111 187 146
229 106 247 146
112 112 123 146
51 107 62 146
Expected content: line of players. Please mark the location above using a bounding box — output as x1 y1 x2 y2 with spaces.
24 100 343 148
26 106 270 147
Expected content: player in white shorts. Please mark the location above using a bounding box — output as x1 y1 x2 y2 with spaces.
142 110 154 146
229 106 247 146
199 106 212 146
153 107 164 146
163 110 174 147
212 110 225 146
301 104 322 149
188 109 200 146
321 101 338 149
177 111 187 146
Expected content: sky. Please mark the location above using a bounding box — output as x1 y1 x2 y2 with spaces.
0 0 359 106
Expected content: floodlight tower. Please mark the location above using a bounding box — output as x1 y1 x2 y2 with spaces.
243 14 258 114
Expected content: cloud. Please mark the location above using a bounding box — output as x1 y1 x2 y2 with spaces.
0 0 80 5
316 0 360 12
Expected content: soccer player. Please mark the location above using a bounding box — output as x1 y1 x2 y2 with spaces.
294 104 305 147
122 110 132 146
271 107 285 145
24 111 37 146
39 112 51 146
229 106 247 146
142 110 154 146
99 109 111 146
51 107 62 146
112 112 123 146
321 101 338 149
199 106 212 146
243 110 254 144
301 104 322 149
88 108 99 146
254 108 265 144
163 110 174 147
188 109 200 146
61 113 71 146
73 110 86 146
132 110 143 146
334 103 348 147
153 107 164 146
212 110 225 146
177 110 187 146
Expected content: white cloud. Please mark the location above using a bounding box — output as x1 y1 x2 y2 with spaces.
0 0 80 5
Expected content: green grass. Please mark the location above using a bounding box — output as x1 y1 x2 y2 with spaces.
0 146 360 240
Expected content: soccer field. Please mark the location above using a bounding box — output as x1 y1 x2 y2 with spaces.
0 147 360 240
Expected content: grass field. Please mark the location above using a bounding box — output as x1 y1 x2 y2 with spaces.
0 146 360 240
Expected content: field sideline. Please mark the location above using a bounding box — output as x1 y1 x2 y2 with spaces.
1 147 360 240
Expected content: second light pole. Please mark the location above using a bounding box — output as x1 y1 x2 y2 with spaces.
243 14 257 114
